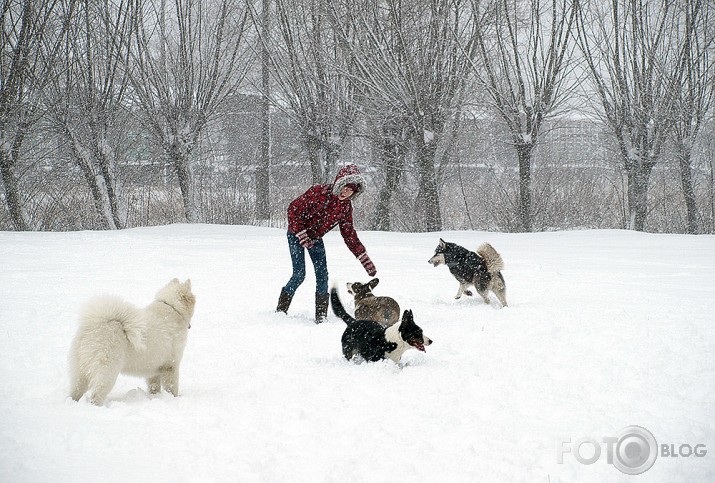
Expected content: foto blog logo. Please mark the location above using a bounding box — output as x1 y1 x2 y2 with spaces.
557 425 708 475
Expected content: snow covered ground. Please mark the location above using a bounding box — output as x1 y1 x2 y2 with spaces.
0 224 713 482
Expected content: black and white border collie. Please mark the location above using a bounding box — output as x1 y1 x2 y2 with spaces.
330 286 432 363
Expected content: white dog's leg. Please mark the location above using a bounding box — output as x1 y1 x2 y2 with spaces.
87 352 125 406
147 376 161 395
161 367 180 397
89 370 121 406
70 375 89 402
455 283 468 299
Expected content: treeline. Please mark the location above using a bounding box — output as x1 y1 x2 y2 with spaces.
1 0 713 233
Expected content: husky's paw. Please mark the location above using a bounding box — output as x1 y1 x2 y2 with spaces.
465 290 473 296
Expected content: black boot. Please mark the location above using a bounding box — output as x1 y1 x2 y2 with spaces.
315 292 330 324
276 289 293 314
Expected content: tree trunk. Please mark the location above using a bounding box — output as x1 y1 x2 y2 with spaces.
67 130 114 230
517 143 533 233
625 162 655 232
676 146 699 234
325 141 340 184
415 134 442 232
94 143 124 230
307 134 323 184
710 157 715 233
170 146 199 223
256 100 271 221
0 143 30 231
372 136 404 231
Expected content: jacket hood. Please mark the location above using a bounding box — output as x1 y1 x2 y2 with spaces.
332 164 366 200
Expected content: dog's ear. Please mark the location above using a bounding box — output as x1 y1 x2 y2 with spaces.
369 278 379 289
179 280 196 305
401 309 414 325
439 238 446 248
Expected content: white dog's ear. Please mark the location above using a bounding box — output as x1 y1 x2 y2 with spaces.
184 279 192 290
170 277 180 284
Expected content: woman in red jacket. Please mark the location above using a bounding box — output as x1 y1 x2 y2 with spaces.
276 164 377 323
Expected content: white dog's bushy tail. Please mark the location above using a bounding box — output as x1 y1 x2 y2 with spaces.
79 295 147 351
477 243 504 273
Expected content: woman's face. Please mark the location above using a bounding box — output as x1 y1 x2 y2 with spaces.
338 185 355 201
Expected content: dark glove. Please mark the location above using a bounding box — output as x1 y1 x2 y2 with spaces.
358 252 376 276
296 229 314 249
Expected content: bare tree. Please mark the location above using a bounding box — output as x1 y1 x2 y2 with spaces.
576 0 689 231
469 0 579 232
255 0 271 223
1 0 75 230
325 0 411 231
259 0 358 185
330 0 476 232
671 0 713 234
45 0 134 229
128 0 253 222
369 112 411 231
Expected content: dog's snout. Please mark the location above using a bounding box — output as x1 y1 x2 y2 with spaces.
428 254 444 267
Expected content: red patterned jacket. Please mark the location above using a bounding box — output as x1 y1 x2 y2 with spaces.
287 164 366 257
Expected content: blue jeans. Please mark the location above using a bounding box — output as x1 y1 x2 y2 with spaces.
283 231 328 295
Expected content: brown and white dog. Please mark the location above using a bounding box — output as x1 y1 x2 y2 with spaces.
346 278 400 327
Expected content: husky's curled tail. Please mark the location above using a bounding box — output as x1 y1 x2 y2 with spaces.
477 242 505 273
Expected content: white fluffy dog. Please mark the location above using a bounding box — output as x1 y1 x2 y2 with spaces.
69 278 196 406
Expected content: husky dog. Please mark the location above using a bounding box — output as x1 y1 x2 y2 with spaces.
68 278 196 406
331 286 432 363
428 239 507 307
346 278 400 327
